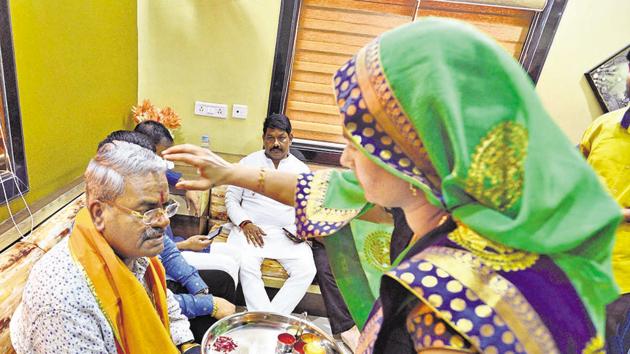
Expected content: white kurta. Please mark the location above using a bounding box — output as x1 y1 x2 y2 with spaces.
180 242 241 287
225 150 311 259
225 150 316 314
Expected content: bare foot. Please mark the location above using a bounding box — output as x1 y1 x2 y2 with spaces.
340 325 360 353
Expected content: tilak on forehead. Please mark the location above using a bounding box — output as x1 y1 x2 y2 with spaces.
160 190 166 204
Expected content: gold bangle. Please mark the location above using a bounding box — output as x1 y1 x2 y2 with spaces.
257 167 267 194
211 296 218 318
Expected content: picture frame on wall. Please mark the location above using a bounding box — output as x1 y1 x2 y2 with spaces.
585 44 630 113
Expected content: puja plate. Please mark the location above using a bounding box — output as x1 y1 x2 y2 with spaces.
202 311 344 353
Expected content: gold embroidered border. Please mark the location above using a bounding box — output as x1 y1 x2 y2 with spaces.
421 247 559 354
448 223 539 272
304 170 362 223
354 41 439 186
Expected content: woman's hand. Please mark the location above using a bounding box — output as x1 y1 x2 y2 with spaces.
162 144 234 190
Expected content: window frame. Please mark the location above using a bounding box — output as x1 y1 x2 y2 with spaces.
0 0 29 202
268 0 567 165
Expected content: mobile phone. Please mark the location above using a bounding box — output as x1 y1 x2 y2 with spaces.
206 226 223 241
282 227 303 243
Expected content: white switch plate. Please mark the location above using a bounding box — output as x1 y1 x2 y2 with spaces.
232 104 248 119
194 101 227 118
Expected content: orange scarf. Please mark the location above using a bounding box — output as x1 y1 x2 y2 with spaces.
68 208 179 354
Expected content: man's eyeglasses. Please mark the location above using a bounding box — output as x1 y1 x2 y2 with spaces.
102 199 179 225
264 135 289 144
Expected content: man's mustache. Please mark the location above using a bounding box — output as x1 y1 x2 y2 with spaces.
270 147 282 152
141 227 164 242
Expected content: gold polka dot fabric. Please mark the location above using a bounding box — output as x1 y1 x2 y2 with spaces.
294 171 362 238
406 302 473 352
389 254 527 353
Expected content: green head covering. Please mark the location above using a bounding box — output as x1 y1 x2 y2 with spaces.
332 18 621 333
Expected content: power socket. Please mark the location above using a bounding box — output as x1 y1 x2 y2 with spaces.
194 101 227 118
232 104 248 119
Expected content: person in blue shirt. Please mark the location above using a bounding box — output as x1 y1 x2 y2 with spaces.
161 225 237 341
135 121 203 215
161 230 209 312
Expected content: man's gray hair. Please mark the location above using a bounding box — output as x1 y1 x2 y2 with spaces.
85 141 167 203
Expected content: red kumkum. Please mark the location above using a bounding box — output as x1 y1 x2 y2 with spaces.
212 335 238 353
278 333 297 345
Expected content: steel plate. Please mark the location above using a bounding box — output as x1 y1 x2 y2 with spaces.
202 311 343 353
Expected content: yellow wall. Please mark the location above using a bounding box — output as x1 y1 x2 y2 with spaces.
536 0 630 142
138 0 281 156
1 1 138 221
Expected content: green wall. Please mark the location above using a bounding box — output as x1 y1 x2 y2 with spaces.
138 0 281 155
1 1 138 222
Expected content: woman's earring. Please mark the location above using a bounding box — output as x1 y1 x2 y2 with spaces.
409 182 418 196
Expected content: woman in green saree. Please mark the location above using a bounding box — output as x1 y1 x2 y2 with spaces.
164 18 621 353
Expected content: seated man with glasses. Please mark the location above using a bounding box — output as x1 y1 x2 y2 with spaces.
225 113 316 314
100 129 237 342
11 141 200 354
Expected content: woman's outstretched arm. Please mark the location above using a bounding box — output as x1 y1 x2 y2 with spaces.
162 144 298 207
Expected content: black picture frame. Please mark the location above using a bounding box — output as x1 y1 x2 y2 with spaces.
585 44 630 113
0 0 29 203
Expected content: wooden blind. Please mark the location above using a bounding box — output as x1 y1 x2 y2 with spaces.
416 1 534 59
284 0 535 144
285 0 417 144
434 0 546 11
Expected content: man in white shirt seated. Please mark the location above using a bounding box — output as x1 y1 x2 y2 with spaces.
225 114 316 314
